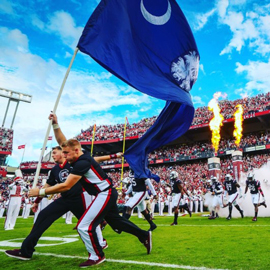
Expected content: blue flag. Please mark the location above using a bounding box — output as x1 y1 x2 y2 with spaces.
78 0 199 181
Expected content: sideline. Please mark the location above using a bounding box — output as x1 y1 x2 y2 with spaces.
0 249 228 270
136 223 270 227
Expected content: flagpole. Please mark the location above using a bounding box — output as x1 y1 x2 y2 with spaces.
90 124 96 156
32 47 79 188
120 117 127 189
20 144 26 165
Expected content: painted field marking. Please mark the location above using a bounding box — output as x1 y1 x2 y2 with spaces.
0 237 78 248
0 249 229 270
137 224 270 227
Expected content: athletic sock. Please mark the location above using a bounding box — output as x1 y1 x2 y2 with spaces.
174 213 178 224
142 211 154 225
123 212 131 220
229 205 232 217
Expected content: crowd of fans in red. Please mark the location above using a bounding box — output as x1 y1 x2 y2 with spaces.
20 161 55 168
108 152 270 201
100 131 270 166
1 152 269 211
76 93 270 142
0 127 13 152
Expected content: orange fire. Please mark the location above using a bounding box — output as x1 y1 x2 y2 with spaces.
233 104 243 147
208 93 224 154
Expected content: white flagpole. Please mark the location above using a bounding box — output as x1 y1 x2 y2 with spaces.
32 47 79 188
20 144 26 165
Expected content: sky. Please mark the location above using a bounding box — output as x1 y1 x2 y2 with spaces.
0 0 270 167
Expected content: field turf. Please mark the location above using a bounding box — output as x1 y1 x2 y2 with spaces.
1 214 270 270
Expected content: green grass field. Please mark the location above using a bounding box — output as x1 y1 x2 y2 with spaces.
1 214 270 270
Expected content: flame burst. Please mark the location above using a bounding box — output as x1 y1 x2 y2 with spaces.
208 93 224 154
233 104 243 147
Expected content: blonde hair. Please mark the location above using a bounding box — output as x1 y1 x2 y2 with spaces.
61 139 81 150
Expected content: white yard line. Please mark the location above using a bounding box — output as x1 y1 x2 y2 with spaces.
0 249 228 270
137 224 270 227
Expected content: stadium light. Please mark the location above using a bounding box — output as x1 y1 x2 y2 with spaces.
0 87 32 128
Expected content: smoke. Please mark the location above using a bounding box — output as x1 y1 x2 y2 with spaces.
206 160 270 218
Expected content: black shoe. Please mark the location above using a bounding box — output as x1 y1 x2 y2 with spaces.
149 223 157 231
170 222 178 225
5 249 31 260
226 216 231 220
261 202 267 208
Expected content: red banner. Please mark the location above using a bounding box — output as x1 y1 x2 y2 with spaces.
18 145 25 149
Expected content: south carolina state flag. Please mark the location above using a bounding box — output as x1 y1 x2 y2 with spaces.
78 0 199 181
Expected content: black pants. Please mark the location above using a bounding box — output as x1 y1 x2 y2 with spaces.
21 195 85 257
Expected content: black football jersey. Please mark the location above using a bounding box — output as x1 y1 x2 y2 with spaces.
224 179 238 195
171 179 183 194
246 179 260 194
47 160 83 198
212 182 223 195
130 177 147 192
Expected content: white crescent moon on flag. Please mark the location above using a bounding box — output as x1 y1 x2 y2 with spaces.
140 0 171 25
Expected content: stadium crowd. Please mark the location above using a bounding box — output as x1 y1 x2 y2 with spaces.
1 152 269 219
76 93 270 142
99 131 270 166
0 127 13 152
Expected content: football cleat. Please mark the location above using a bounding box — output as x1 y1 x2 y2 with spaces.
226 216 231 220
261 202 267 208
170 222 178 226
252 217 257 222
208 216 216 220
79 257 106 268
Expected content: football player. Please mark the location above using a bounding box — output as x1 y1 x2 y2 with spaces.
223 174 244 220
208 176 223 220
244 172 267 221
169 171 189 225
123 170 157 231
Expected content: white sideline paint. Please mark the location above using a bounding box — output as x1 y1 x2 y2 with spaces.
137 224 270 227
0 249 228 270
0 237 78 247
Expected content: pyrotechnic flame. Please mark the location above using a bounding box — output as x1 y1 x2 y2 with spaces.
208 94 224 154
233 104 243 147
